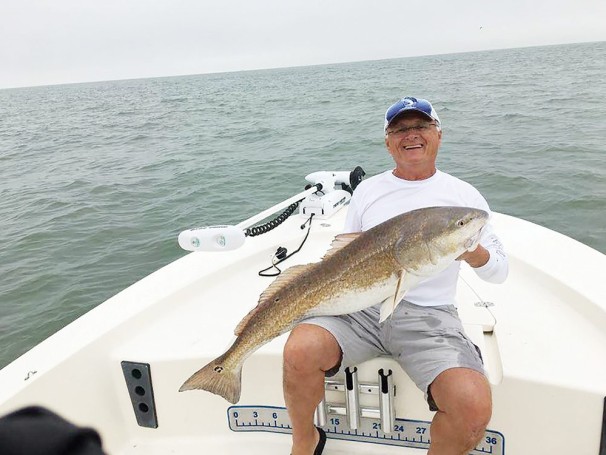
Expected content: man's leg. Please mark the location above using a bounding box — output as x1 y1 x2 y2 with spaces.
283 324 342 455
427 368 492 455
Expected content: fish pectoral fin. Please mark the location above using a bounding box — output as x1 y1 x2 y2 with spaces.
235 263 312 336
379 297 398 323
322 233 361 260
379 270 407 323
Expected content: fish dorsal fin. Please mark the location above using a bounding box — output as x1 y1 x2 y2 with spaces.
234 264 313 336
322 233 360 260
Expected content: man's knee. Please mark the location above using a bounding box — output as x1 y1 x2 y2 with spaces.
283 324 341 373
429 370 491 452
430 368 492 430
460 397 491 445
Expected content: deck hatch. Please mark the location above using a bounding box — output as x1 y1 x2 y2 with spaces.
121 361 158 428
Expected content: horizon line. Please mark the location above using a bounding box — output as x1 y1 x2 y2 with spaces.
1 39 603 91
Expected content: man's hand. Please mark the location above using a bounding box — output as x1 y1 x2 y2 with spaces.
457 245 490 268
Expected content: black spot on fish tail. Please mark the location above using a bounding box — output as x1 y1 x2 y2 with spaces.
179 354 242 404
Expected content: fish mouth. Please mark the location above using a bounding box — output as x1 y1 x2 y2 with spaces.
464 226 484 250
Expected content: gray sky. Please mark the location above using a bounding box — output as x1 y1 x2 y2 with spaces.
1 0 605 89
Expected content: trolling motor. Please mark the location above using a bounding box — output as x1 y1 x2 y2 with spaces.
177 166 365 252
299 167 365 219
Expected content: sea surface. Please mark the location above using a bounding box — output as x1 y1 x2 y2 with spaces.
0 41 605 369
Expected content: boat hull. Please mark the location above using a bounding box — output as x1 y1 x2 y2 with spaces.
1 209 605 454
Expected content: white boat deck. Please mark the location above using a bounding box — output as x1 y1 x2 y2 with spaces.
1 207 605 454
118 434 426 454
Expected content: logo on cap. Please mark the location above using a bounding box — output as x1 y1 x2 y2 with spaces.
384 96 440 131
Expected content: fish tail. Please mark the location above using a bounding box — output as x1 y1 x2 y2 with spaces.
179 353 242 404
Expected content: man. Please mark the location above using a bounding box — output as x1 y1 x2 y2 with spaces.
283 97 508 455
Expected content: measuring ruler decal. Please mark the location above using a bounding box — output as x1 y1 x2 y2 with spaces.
227 405 505 454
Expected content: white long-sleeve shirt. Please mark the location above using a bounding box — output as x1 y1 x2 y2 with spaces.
344 169 508 307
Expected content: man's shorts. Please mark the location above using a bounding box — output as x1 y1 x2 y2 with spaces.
303 300 485 411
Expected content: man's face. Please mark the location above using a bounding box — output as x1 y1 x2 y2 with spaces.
384 112 442 170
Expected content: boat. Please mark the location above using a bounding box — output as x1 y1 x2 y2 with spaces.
0 168 604 455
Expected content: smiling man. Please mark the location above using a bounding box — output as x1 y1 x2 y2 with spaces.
283 96 508 455
386 97 444 180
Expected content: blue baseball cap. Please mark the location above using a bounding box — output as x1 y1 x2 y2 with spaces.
384 97 441 131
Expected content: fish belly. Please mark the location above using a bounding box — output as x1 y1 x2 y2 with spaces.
305 276 399 318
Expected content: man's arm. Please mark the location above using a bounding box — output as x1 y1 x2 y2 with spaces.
343 197 363 233
458 225 508 284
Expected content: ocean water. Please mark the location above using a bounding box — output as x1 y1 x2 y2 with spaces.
0 41 605 369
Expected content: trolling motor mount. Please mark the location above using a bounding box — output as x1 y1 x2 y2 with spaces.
299 166 366 219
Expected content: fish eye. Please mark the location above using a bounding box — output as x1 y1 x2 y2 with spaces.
457 219 466 227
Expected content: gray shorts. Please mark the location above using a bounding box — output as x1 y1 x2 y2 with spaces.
304 300 485 410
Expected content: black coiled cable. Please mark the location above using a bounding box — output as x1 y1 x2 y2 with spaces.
244 201 301 237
